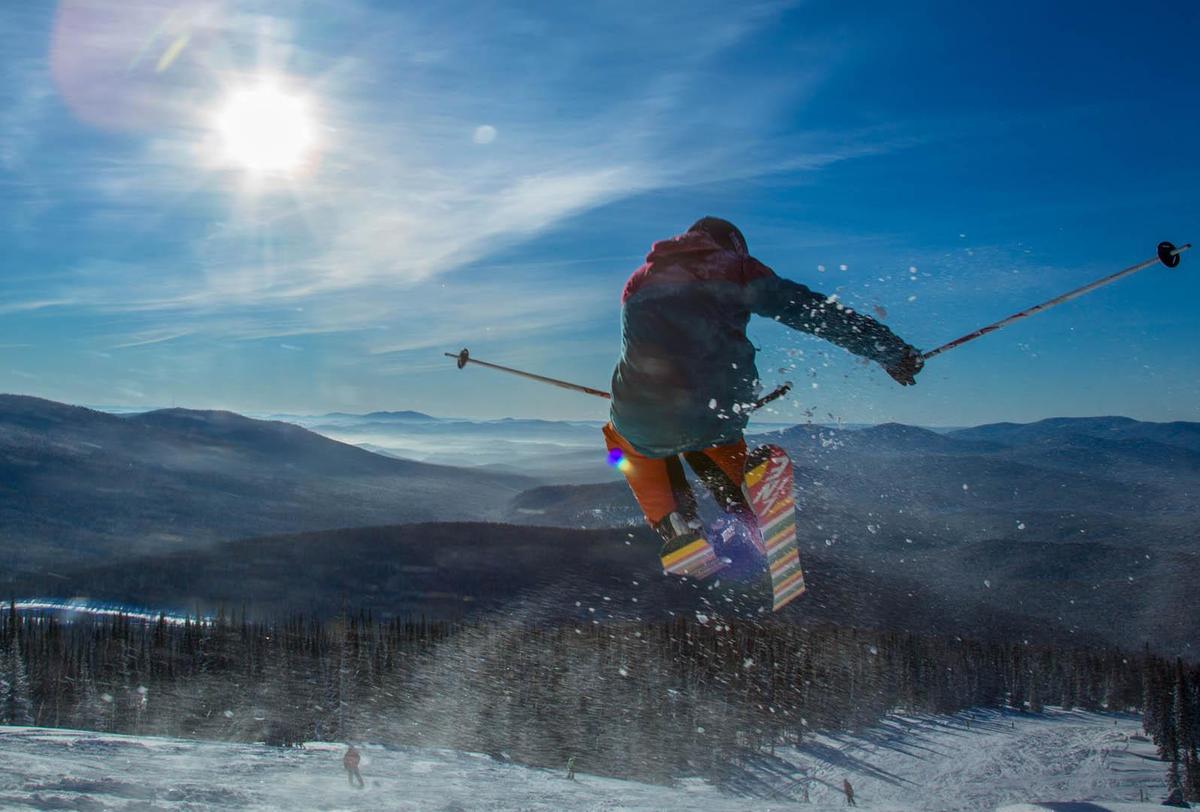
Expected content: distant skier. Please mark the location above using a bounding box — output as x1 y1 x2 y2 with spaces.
343 743 364 788
606 217 923 575
843 778 857 806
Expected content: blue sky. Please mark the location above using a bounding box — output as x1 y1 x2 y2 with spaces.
1 0 1196 426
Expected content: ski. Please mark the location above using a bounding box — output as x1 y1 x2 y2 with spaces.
743 444 805 611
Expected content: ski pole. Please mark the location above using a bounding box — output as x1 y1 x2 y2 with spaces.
920 240 1190 361
445 348 792 413
445 348 611 399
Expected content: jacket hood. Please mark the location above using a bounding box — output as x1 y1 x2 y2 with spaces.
645 230 726 264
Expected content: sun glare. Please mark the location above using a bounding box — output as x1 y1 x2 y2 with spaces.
213 81 316 174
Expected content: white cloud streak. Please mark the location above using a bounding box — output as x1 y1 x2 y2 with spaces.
3 0 918 359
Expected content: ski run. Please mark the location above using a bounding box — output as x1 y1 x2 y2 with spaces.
0 707 1168 811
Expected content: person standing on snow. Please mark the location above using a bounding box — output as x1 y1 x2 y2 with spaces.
343 743 364 788
843 777 858 806
605 217 923 577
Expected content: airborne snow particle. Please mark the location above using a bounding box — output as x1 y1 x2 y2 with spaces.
962 483 969 491
618 667 628 677
473 124 497 144
984 579 992 588
1017 522 1026 530
839 264 848 271
743 657 754 669
817 264 826 272
908 295 918 302
708 398 717 410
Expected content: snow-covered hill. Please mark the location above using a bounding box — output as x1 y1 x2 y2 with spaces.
0 709 1167 811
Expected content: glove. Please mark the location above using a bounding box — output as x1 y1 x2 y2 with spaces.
885 347 924 386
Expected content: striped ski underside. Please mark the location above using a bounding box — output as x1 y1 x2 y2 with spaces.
746 450 806 611
660 536 724 580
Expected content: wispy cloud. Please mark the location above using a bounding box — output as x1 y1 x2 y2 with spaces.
110 329 193 350
0 0 931 392
2 1 902 326
0 298 77 315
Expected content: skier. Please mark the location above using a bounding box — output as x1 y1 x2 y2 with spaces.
343 743 364 788
843 777 857 806
605 217 923 577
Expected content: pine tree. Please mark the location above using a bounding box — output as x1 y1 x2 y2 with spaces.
0 615 34 726
1174 659 1200 802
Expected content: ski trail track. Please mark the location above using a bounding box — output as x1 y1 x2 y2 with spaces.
0 709 1164 811
788 709 1161 810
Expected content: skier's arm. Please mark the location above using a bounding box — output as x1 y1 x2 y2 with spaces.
744 260 920 372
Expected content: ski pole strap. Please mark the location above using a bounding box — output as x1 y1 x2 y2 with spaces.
920 240 1190 362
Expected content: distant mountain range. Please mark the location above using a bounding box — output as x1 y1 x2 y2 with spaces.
4 394 1197 654
0 395 532 576
512 415 1200 655
279 410 616 482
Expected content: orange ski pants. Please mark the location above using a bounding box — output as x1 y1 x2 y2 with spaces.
603 422 750 527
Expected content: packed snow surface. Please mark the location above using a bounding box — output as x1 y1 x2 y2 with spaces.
0 709 1165 811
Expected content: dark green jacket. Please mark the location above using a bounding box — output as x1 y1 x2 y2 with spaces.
610 230 914 457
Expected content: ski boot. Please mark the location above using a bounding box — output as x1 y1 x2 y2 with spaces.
708 513 762 573
655 512 725 580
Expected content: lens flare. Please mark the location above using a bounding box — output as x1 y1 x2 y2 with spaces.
606 448 632 473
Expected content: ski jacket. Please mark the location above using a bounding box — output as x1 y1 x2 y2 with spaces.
343 748 361 770
610 230 914 457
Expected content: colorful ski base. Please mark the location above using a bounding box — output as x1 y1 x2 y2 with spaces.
660 534 725 580
744 444 805 611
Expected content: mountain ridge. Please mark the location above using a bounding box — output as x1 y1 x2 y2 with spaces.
0 394 534 575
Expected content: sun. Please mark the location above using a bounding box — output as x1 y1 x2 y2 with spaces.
213 81 317 174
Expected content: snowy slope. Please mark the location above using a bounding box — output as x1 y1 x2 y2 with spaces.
0 709 1166 811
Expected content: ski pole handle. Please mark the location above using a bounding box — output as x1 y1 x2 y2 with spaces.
750 382 792 412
